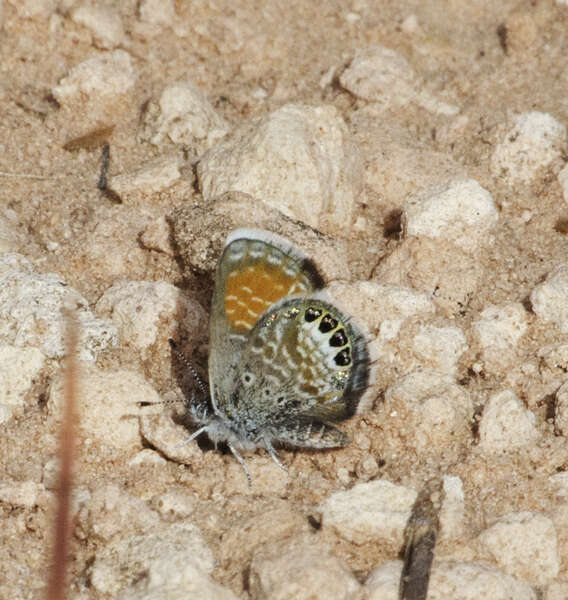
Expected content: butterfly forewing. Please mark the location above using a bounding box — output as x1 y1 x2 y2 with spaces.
209 230 323 413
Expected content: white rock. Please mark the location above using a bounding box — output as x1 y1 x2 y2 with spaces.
439 475 465 541
546 582 568 600
384 370 472 452
326 281 435 337
138 0 175 27
320 479 417 546
140 82 229 152
71 3 125 49
0 344 45 424
96 280 207 361
531 265 568 333
107 155 182 200
249 536 364 600
555 380 568 436
412 325 467 375
78 484 160 543
7 0 55 19
472 303 528 366
0 480 46 509
478 390 539 452
52 49 135 106
91 522 215 596
365 561 536 600
491 112 567 184
402 179 498 253
558 163 568 205
0 262 117 360
478 512 559 586
0 252 33 276
128 449 167 467
339 45 459 116
0 210 21 253
196 103 362 233
139 216 173 255
150 490 197 520
48 365 159 450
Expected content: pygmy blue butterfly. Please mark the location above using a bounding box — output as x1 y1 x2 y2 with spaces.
174 229 370 483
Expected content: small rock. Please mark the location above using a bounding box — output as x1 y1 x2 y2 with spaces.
107 155 183 200
139 216 174 255
53 49 135 106
77 484 160 543
439 475 465 542
554 380 568 436
412 325 467 375
138 0 175 27
0 344 45 424
139 82 229 153
402 179 498 253
530 265 568 333
70 3 125 49
339 45 458 116
96 280 207 362
0 480 46 509
48 365 158 450
384 370 472 454
90 521 214 596
366 560 536 600
478 390 539 453
150 490 197 520
326 281 435 336
477 511 560 586
374 237 485 316
169 193 351 280
491 112 567 185
558 163 568 205
196 104 363 233
546 582 568 600
472 303 528 369
0 259 117 360
320 479 417 547
0 210 21 253
128 449 167 467
7 0 55 19
249 535 364 600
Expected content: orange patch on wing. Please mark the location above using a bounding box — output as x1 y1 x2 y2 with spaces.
225 263 305 331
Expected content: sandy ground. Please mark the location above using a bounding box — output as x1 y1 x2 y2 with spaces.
1 1 568 599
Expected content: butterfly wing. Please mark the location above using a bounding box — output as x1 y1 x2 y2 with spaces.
208 229 324 415
232 296 370 447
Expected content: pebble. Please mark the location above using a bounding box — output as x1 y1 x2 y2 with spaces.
478 389 539 453
320 479 417 547
70 3 125 49
402 179 498 254
491 111 567 185
412 324 467 375
196 104 363 233
530 265 568 333
477 511 560 586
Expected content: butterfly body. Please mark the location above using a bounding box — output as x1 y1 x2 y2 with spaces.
182 229 370 480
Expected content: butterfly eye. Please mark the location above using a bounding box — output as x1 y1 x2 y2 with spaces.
242 372 255 386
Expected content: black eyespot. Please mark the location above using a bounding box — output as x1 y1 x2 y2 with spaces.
319 314 338 333
264 388 271 397
329 329 347 347
277 395 285 405
334 348 351 366
305 307 322 322
242 372 255 387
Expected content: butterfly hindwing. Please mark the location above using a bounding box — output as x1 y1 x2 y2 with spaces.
229 296 369 446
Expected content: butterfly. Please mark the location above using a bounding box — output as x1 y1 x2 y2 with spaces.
172 228 370 483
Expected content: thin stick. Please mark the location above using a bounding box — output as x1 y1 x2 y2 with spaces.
45 310 79 600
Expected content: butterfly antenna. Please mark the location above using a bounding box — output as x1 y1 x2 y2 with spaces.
168 339 209 398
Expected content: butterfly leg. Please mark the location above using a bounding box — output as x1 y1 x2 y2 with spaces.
263 437 288 472
227 441 252 487
178 425 209 448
